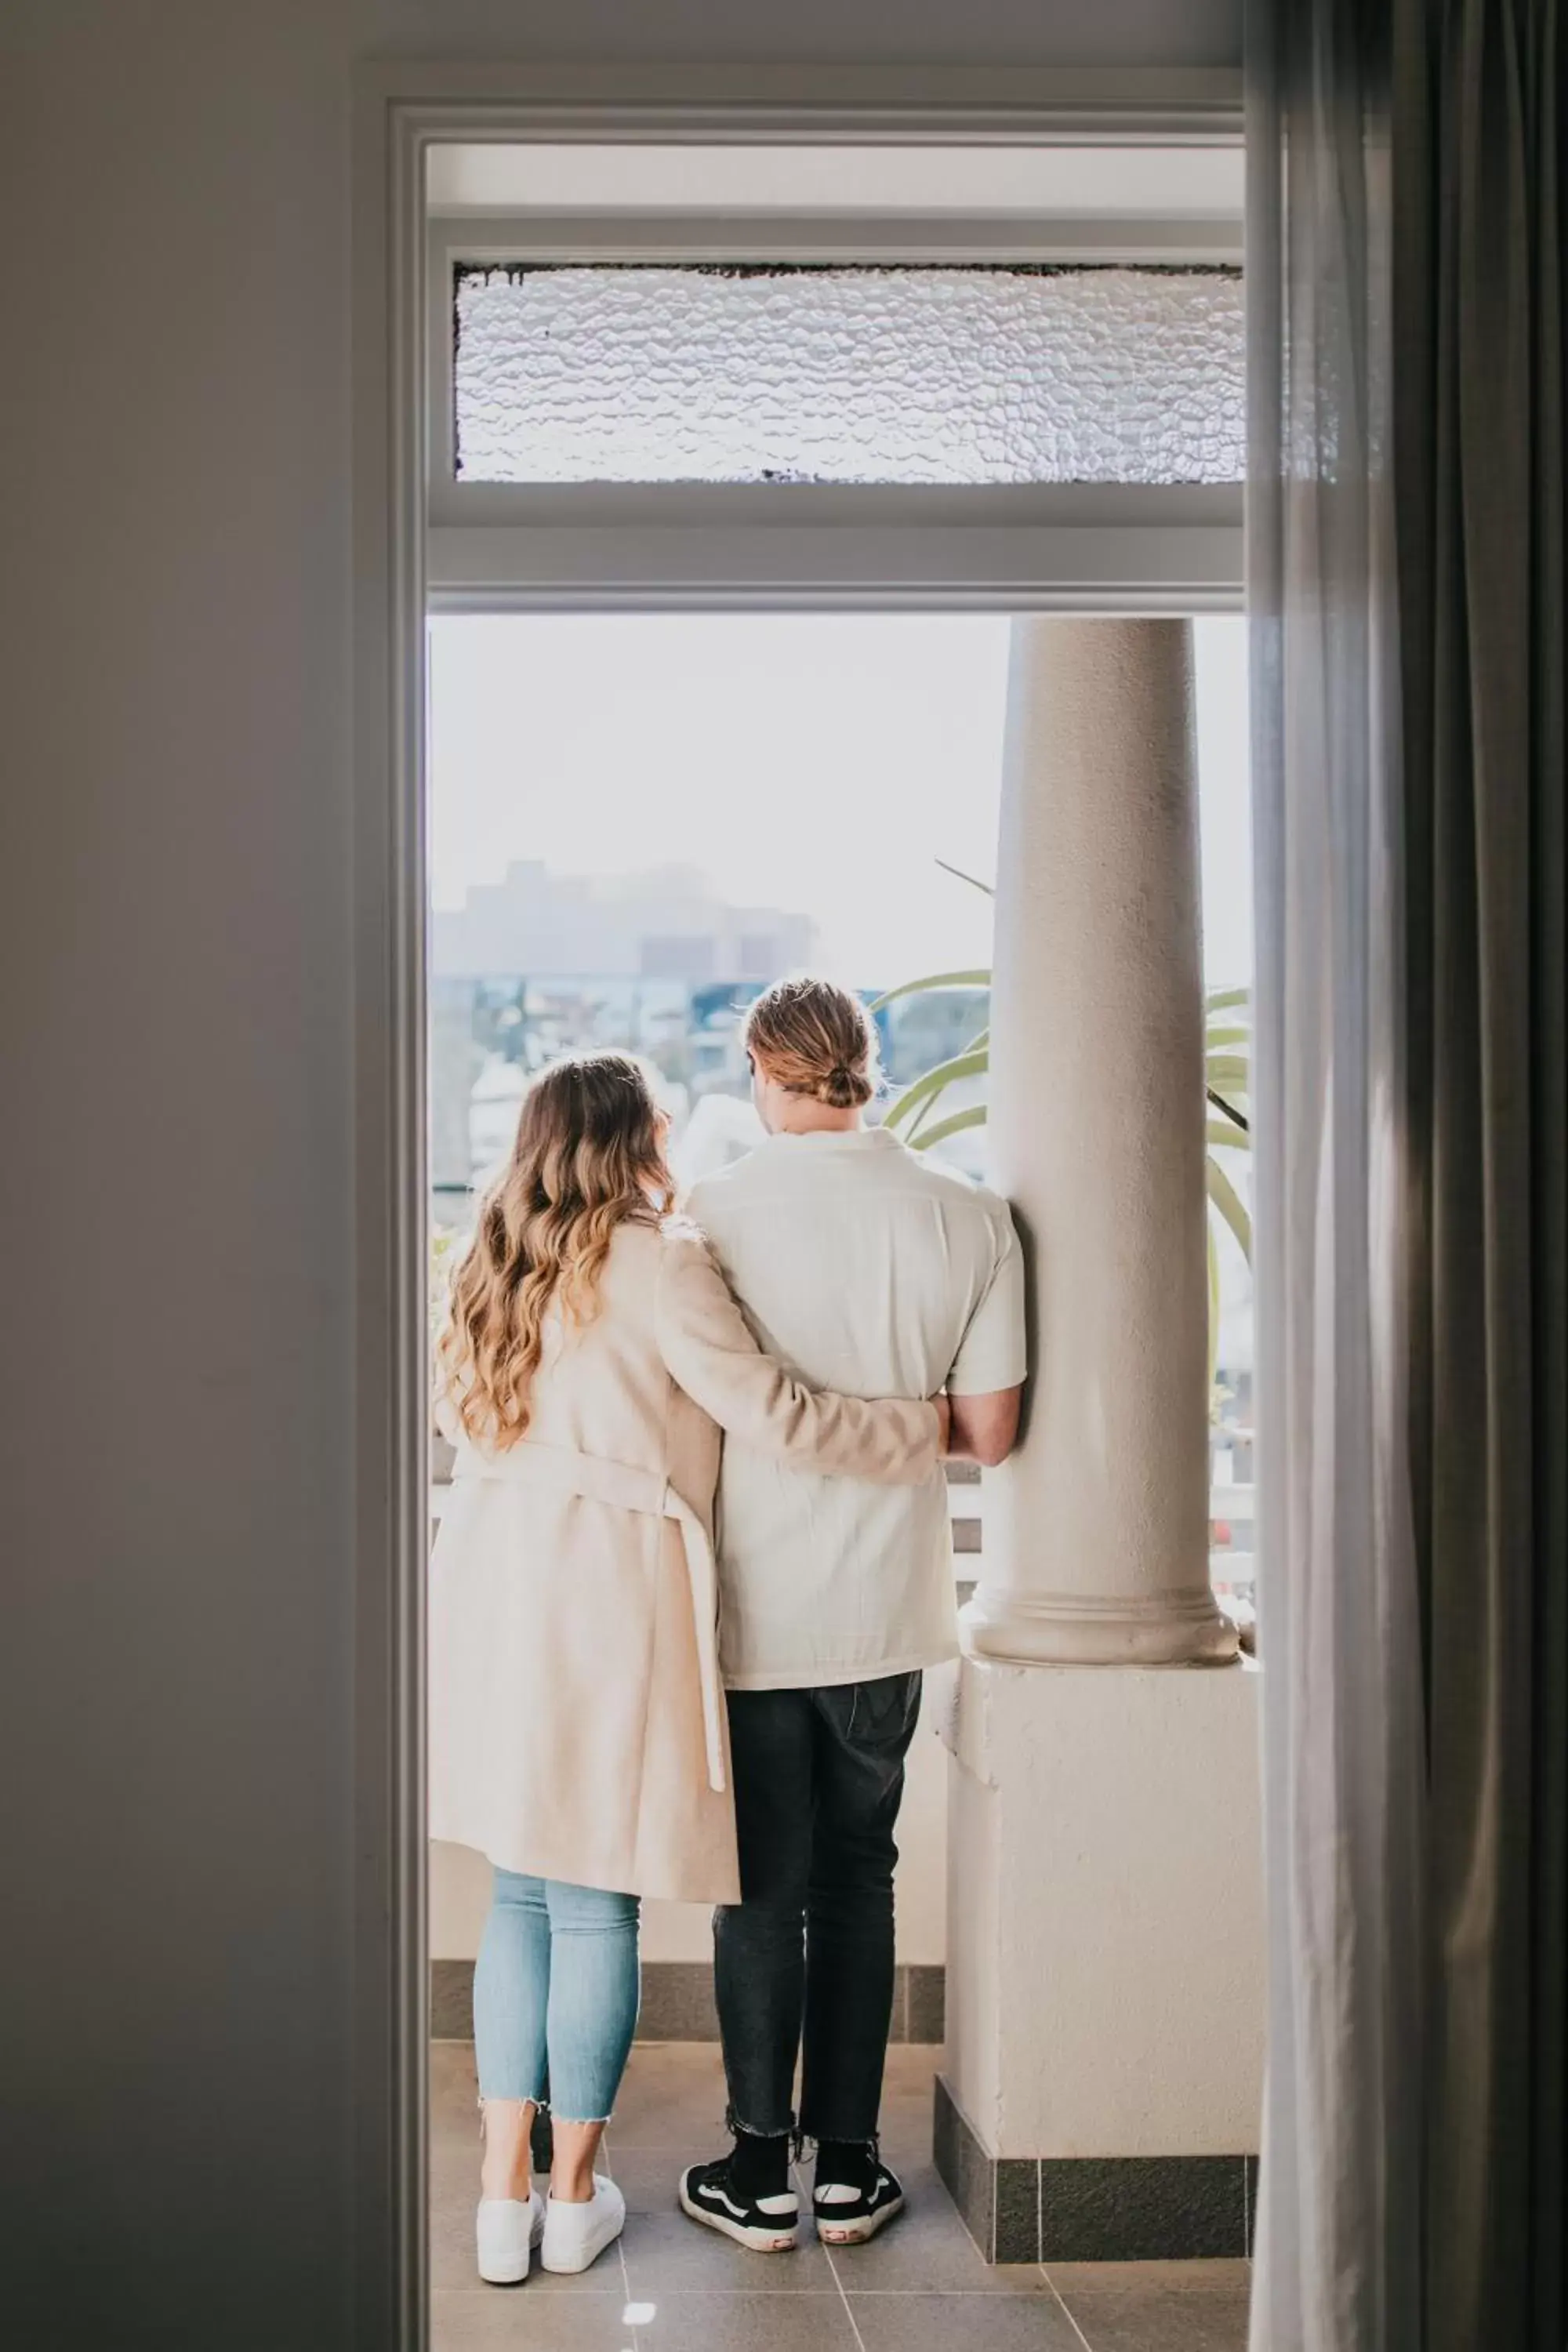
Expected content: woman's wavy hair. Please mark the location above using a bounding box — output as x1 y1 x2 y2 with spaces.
436 1051 671 1447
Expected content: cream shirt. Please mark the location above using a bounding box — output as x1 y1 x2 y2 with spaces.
688 1124 1027 1690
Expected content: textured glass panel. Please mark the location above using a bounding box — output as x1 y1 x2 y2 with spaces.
453 264 1243 486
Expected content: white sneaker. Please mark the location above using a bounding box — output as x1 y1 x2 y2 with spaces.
540 2175 626 2274
475 2190 545 2285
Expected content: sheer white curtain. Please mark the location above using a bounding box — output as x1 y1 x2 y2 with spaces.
1246 4 1426 2347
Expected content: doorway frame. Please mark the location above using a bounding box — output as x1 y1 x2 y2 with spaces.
350 60 1243 2350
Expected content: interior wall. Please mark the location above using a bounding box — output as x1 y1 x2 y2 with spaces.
369 0 1240 70
1 5 1240 2347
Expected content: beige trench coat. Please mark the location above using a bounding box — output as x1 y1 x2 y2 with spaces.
429 1223 942 1904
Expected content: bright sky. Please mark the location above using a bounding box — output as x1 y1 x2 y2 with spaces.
429 614 1251 991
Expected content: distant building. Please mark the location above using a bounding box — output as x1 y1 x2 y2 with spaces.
432 859 814 984
430 977 485 1192
429 862 817 1202
880 985 989 1087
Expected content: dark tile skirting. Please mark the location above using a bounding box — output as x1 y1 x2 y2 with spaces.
934 2073 1258 2264
431 1958 946 2045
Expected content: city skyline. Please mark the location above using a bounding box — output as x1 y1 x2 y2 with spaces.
431 855 815 985
429 614 1254 993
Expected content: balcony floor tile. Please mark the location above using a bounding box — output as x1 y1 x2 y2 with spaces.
430 2041 1253 2351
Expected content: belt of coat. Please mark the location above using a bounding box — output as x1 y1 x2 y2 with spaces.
450 1438 727 1795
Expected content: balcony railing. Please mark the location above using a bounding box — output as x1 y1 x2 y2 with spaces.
430 1445 1258 1596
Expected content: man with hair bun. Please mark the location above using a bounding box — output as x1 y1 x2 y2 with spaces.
679 975 1026 2254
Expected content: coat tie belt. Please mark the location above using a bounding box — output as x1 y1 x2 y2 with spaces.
450 1439 728 1795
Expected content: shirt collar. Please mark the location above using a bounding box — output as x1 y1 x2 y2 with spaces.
756 1123 902 1153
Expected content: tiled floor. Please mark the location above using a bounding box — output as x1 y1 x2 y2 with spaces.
431 2041 1251 2351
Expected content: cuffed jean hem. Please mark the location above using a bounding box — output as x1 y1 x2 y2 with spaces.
727 2101 796 2141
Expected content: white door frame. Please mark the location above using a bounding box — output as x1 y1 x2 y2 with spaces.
350 61 1243 2349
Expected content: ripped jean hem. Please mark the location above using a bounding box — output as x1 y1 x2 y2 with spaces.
478 2093 615 2127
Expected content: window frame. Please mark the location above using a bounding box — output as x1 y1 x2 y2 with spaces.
425 193 1243 612
352 62 1244 2352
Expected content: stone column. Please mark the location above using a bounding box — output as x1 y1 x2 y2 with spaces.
935 622 1259 2264
962 616 1236 1668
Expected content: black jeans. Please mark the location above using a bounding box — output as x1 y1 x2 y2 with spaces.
714 1671 922 2145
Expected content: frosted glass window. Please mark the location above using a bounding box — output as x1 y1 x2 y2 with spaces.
452 264 1243 486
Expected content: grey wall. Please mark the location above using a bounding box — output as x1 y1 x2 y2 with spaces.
367 0 1240 66
0 5 1239 2347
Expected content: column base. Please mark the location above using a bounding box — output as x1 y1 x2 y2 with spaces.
960 1583 1240 1666
940 1656 1264 2258
935 2074 1258 2263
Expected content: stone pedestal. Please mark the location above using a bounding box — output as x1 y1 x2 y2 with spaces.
935 1659 1265 2262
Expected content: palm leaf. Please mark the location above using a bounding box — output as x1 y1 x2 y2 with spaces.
906 1029 989 1143
1206 1157 1253 1259
1207 1119 1252 1153
1207 1087 1250 1134
869 969 992 1013
934 858 995 896
886 1047 990 1131
1206 985 1251 1013
907 1104 989 1152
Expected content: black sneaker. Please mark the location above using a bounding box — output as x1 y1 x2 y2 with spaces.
679 2154 800 2252
812 2148 906 2245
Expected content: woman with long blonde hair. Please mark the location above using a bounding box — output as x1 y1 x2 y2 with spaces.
430 1051 947 2287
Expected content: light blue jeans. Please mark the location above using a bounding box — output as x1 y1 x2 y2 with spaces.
473 1871 641 2122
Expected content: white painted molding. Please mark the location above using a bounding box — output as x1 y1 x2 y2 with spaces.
424 138 1243 221
426 208 1242 264
359 60 1243 140
351 78 431 2352
423 195 1245 599
426 485 1244 611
